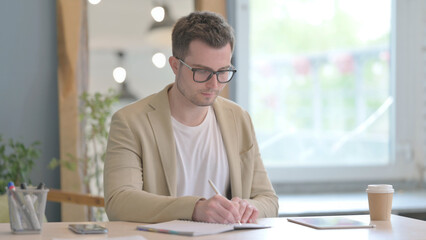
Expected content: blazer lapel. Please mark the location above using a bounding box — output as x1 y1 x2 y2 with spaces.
213 99 242 197
147 85 177 196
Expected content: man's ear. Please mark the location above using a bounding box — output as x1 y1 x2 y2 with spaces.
169 56 179 75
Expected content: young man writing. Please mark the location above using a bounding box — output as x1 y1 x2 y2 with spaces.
104 11 278 224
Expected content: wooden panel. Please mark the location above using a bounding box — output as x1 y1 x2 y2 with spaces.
56 0 88 221
194 0 230 100
195 0 227 17
48 189 105 208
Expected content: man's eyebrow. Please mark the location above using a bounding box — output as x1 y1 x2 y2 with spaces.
191 63 233 71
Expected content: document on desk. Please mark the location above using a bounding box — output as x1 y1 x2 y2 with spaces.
137 220 271 236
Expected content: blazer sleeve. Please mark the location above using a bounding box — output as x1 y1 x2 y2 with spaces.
240 111 279 218
104 110 203 223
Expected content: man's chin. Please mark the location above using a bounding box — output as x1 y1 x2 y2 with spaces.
193 98 216 107
196 101 215 107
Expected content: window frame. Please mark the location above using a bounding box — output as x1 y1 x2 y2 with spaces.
229 0 426 185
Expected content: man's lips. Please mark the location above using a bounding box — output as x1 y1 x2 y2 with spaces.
201 91 217 97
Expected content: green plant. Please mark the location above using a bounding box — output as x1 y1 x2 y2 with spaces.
0 135 41 194
49 89 118 220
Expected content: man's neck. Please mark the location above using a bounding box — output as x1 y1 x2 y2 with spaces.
168 84 210 127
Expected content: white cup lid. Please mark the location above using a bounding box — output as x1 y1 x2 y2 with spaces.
366 184 394 193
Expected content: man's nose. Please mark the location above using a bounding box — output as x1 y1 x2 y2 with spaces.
206 73 220 88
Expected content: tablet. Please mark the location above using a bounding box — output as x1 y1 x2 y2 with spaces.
287 216 376 230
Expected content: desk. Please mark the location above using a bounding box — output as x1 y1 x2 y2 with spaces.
0 215 425 240
279 190 426 217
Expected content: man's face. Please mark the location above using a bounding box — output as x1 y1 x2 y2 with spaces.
173 40 232 107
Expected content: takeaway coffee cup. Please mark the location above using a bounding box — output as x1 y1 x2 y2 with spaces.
366 184 394 221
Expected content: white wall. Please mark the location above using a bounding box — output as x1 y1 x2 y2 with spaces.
88 0 194 101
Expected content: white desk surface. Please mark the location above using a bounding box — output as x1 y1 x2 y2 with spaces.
279 190 426 216
0 215 425 240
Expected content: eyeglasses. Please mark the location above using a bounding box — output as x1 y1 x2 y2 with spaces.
176 57 237 83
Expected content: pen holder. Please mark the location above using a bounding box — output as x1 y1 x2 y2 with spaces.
7 187 49 234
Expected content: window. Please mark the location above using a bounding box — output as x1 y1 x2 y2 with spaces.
230 0 425 184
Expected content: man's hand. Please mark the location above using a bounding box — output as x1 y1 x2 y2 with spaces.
192 195 241 224
231 197 259 223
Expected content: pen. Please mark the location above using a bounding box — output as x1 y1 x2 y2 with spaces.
7 182 23 230
8 182 34 229
208 179 221 196
20 183 41 230
208 179 241 225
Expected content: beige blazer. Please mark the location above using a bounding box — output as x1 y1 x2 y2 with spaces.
104 84 278 223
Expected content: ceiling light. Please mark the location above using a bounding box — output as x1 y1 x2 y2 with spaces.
149 5 175 31
113 67 126 83
151 6 165 22
152 52 166 68
114 51 138 101
88 0 102 5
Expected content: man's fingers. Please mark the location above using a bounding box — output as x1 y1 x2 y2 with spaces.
230 198 259 223
193 196 257 224
242 204 259 223
216 196 240 223
240 204 252 223
249 208 259 223
205 195 241 223
231 197 245 217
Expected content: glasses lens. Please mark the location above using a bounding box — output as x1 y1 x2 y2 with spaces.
217 71 234 82
194 69 212 82
193 69 235 83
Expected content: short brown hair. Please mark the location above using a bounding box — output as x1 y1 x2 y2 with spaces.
171 11 235 59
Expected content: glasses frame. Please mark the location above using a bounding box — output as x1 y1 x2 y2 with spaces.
176 57 237 83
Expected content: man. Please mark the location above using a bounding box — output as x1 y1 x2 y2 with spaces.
104 11 278 224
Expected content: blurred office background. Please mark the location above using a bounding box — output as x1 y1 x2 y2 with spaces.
1 0 425 221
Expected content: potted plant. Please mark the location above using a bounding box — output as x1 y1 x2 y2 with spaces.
49 90 118 221
0 135 41 222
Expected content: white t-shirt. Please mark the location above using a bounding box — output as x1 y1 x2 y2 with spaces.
172 107 230 199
